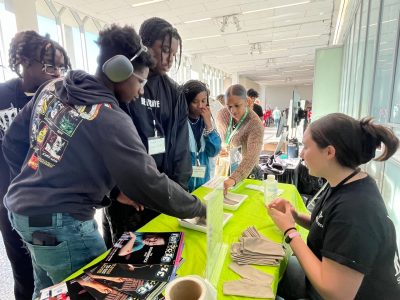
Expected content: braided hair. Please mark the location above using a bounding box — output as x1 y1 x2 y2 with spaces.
182 80 209 106
9 30 70 78
139 17 182 69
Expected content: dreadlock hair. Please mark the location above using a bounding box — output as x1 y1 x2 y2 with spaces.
97 24 153 72
139 17 182 69
182 80 209 107
9 30 71 78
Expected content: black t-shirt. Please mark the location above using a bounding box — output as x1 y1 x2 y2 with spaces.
0 78 31 204
253 103 263 118
307 175 400 299
126 74 191 189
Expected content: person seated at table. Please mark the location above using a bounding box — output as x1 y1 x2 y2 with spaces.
182 80 221 192
267 113 400 299
215 84 264 195
2 24 206 298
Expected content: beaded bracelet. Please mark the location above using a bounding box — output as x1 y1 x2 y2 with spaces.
203 127 214 136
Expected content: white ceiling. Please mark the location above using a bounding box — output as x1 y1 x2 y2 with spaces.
54 0 342 86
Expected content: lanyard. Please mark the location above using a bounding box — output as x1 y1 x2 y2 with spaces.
225 108 249 145
315 168 361 217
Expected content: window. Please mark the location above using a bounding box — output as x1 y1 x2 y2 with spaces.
390 30 400 124
360 0 382 118
0 1 17 82
381 159 400 246
348 8 361 117
84 19 100 75
36 0 60 43
371 0 400 123
60 9 85 70
352 0 369 118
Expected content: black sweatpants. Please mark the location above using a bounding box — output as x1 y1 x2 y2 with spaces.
0 204 34 300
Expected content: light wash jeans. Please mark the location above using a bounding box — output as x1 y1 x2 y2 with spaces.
8 212 106 299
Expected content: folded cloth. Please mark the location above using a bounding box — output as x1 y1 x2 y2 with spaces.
230 227 286 266
229 262 273 284
223 279 275 298
242 237 285 257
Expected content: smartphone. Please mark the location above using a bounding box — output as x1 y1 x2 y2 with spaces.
32 231 58 246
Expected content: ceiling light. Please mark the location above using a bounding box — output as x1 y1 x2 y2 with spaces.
274 34 320 42
228 43 248 48
184 18 211 24
184 34 221 41
289 54 309 58
131 0 165 8
243 1 311 14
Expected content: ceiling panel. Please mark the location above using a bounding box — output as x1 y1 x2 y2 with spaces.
53 0 341 85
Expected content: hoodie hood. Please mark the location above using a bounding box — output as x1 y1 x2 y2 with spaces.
57 70 117 106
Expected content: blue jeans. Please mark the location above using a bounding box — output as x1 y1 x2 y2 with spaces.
8 212 106 299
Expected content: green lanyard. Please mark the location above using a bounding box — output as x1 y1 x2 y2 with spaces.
225 108 249 146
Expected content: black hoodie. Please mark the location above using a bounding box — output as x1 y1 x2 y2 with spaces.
2 71 205 220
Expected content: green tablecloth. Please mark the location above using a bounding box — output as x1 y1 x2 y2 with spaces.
67 179 309 299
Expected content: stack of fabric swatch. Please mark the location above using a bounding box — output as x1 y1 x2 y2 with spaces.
230 226 285 265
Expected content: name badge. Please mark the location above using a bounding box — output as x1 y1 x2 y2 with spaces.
148 137 165 155
192 166 206 178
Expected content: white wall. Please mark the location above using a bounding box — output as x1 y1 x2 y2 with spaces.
263 85 313 110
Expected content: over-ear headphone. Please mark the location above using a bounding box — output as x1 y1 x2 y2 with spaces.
102 44 147 83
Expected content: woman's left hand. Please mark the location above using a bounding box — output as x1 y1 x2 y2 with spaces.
223 177 235 195
266 201 296 233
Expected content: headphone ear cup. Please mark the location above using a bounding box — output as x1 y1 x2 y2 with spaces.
102 55 134 83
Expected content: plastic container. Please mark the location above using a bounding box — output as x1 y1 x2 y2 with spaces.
264 174 278 204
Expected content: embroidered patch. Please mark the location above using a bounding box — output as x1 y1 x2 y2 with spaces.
75 104 103 120
42 131 68 163
27 153 39 170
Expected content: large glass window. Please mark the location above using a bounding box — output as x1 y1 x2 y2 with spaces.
0 1 17 82
381 159 400 246
352 0 369 118
36 0 60 43
360 0 381 118
60 9 84 70
390 30 400 124
371 0 400 123
84 19 100 75
348 8 361 117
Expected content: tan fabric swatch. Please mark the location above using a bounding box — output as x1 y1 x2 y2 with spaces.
229 262 273 284
223 279 275 298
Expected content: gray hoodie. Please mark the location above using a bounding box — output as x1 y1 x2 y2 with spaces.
3 71 206 220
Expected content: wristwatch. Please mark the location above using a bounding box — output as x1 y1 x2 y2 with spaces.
285 231 300 244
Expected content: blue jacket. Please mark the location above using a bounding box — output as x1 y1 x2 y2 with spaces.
188 121 221 192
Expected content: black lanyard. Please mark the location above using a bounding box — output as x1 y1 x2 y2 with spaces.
314 168 361 218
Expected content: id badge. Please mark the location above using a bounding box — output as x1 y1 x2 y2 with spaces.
229 146 242 175
148 137 165 155
192 166 206 178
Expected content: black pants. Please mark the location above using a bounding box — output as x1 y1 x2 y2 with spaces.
277 256 323 300
102 201 160 248
0 205 34 300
